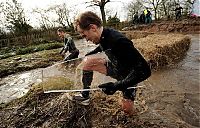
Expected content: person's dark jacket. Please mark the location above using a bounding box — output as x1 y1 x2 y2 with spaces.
60 36 79 54
87 28 151 90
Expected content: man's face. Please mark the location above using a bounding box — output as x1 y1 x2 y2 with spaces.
77 24 100 45
57 31 64 39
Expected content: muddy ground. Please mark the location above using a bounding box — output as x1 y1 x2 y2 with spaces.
0 18 199 128
124 17 200 33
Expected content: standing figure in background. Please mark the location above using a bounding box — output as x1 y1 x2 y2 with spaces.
133 12 139 25
145 9 152 24
175 4 183 21
139 12 145 24
57 28 79 61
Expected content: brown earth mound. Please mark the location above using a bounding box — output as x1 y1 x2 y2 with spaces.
125 18 200 33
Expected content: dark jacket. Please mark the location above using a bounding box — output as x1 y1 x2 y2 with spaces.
60 35 79 54
87 28 151 89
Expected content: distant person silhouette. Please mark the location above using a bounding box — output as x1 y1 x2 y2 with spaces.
175 4 183 20
139 12 145 24
133 12 139 25
145 9 152 24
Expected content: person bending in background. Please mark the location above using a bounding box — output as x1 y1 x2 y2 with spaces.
72 11 151 115
57 28 79 61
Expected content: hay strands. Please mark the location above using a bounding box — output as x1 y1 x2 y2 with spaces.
44 85 145 93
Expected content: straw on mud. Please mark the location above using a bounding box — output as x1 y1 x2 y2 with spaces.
132 33 191 69
121 31 154 40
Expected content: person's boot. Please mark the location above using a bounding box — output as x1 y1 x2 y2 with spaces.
71 93 90 106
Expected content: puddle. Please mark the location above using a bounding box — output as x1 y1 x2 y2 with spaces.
0 39 96 103
0 69 43 103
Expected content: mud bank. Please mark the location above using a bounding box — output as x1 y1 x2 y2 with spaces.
125 18 200 33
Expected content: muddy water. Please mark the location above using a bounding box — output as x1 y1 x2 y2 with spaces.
0 35 199 127
0 39 96 103
139 34 199 127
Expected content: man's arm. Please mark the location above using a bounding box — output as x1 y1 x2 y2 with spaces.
99 37 151 94
99 60 151 95
85 46 102 56
59 47 65 54
114 60 151 90
63 37 69 54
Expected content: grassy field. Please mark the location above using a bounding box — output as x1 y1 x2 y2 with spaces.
0 43 64 78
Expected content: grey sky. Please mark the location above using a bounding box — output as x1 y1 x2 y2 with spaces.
0 0 133 28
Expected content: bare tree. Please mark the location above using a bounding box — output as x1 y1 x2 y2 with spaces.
145 0 162 20
182 0 195 15
0 3 5 38
127 0 195 20
160 0 169 18
128 0 162 20
0 2 4 26
86 0 111 26
126 0 143 21
163 0 194 18
32 8 55 29
1 0 32 35
48 3 74 30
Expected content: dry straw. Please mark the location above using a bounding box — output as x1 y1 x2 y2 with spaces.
121 31 154 40
132 33 191 69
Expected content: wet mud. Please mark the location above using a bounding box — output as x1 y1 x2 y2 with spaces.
0 34 199 127
139 34 199 127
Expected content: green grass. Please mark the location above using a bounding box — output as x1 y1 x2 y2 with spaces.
0 42 63 59
16 42 63 55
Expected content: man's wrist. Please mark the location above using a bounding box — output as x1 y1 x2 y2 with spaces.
114 81 126 91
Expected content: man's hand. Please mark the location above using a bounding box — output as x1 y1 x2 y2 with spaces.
98 82 117 95
60 53 65 57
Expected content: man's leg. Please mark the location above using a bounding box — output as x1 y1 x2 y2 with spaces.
105 61 138 115
122 88 137 101
64 51 79 61
81 70 93 98
100 51 138 115
121 87 137 115
72 54 107 105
